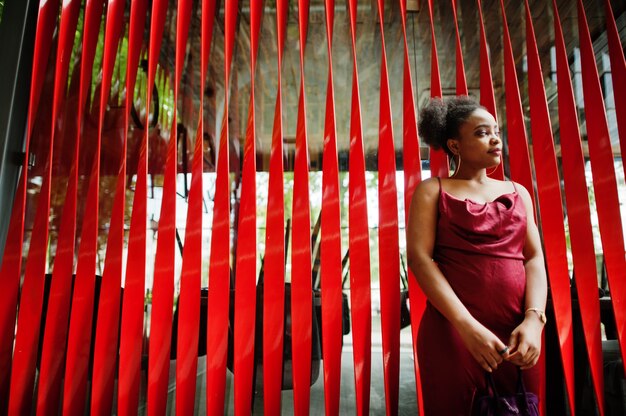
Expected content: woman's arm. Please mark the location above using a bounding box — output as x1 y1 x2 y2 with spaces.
506 183 548 369
406 178 509 372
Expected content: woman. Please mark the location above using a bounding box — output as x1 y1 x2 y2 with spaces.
406 96 547 414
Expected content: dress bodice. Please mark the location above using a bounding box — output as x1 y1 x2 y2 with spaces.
434 178 527 261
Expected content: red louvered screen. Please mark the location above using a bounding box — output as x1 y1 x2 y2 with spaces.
452 0 468 96
291 1 314 413
320 1 343 414
205 1 238 413
577 0 626 381
146 0 192 412
117 0 164 411
90 0 136 413
605 0 626 180
233 0 262 413
399 1 425 415
552 2 605 413
262 0 287 413
477 0 504 180
0 1 623 414
0 0 61 411
525 1 575 413
28 0 94 410
346 1 372 415
60 0 108 412
426 0 448 178
173 1 216 414
375 1 401 414
8 1 82 413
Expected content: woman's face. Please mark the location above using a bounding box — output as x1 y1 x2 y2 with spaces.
447 108 501 168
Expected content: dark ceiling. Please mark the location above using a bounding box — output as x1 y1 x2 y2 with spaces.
153 0 626 167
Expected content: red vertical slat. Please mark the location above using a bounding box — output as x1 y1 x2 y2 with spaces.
7 1 82 413
476 0 497 121
604 0 626 179
176 114 205 414
291 0 313 413
233 0 262 413
0 0 60 410
451 0 468 96
263 0 287 412
91 1 149 414
346 1 372 415
577 0 626 378
117 0 167 411
476 0 504 180
425 0 441 99
320 0 342 414
399 1 425 414
117 141 148 414
146 0 192 412
498 0 534 206
525 2 576 413
175 0 216 413
426 0 448 178
19 0 60 133
36 0 104 413
376 1 400 414
552 1 605 413
205 0 238 413
291 0 314 408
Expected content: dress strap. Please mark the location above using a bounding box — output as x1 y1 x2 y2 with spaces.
436 177 445 215
510 181 518 194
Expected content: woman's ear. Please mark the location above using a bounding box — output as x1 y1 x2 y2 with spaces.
446 138 459 155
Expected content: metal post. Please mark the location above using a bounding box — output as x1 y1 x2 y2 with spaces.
0 0 37 257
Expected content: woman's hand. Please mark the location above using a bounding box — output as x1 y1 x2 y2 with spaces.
506 317 543 369
457 321 509 373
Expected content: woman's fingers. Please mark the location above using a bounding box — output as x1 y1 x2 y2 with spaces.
508 322 543 368
478 357 493 372
520 353 539 369
487 354 499 370
505 351 525 366
494 339 510 359
491 348 504 364
523 348 539 367
481 356 497 372
515 339 529 357
508 331 519 351
483 345 506 372
510 340 540 369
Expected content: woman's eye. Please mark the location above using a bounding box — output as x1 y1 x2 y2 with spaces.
476 130 487 137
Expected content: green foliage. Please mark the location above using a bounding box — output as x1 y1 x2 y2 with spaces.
64 6 174 131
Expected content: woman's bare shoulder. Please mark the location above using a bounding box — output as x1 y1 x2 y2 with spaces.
511 181 532 200
510 181 536 213
414 177 440 198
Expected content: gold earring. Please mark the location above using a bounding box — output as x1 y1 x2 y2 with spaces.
451 153 461 177
486 160 501 176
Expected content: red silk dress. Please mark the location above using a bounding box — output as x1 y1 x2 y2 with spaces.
417 178 540 415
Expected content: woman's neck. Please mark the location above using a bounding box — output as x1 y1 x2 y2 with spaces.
451 167 490 183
